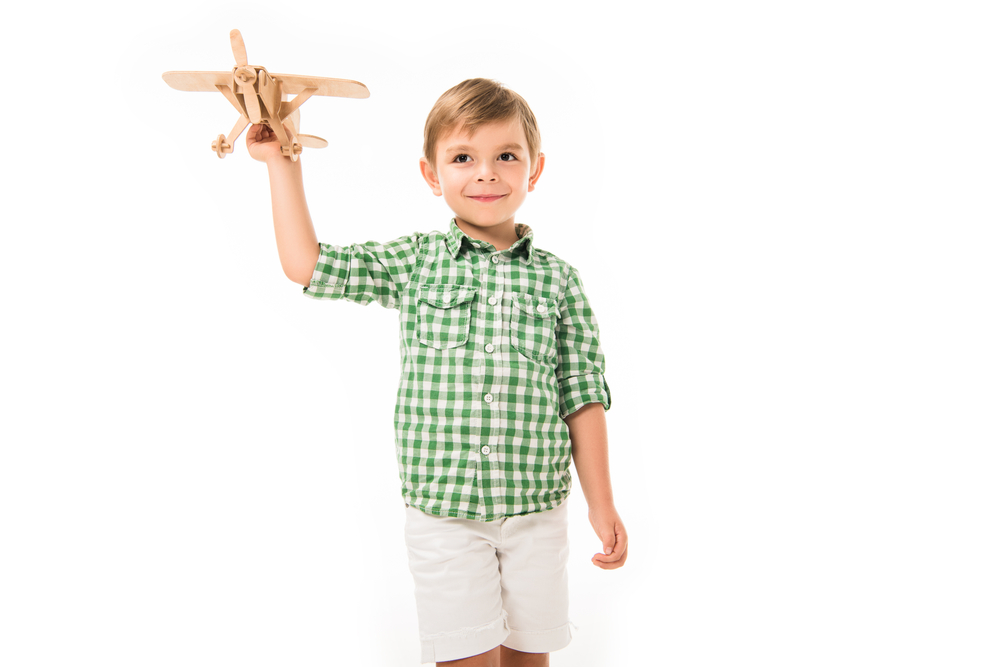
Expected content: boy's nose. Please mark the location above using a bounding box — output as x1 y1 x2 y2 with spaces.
475 164 498 181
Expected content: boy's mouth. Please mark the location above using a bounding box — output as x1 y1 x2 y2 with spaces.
468 195 506 203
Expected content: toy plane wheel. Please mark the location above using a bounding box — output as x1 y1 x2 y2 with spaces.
212 134 232 158
280 143 303 161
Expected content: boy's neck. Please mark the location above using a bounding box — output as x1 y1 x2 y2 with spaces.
454 218 519 251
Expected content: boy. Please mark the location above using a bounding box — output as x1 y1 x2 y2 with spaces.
249 78 627 666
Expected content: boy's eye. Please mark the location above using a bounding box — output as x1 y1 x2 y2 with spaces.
454 154 471 163
499 152 517 161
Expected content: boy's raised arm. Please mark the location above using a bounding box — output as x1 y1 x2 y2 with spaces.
248 123 321 287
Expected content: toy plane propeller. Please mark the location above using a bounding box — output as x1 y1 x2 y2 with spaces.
163 29 369 161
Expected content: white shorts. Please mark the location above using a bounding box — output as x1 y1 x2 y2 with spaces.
403 501 572 664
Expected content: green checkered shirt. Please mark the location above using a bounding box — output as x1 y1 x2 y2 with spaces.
303 220 611 521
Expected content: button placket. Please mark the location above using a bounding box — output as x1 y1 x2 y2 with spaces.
475 249 503 496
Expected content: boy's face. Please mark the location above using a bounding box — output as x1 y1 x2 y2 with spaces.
420 119 544 236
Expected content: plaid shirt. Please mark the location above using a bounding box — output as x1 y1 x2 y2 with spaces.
303 220 611 521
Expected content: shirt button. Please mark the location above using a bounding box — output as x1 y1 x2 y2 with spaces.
491 256 499 264
488 296 497 306
536 303 547 313
484 393 493 404
481 446 491 455
485 344 494 353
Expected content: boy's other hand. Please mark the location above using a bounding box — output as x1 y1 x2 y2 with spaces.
589 507 628 570
247 122 294 164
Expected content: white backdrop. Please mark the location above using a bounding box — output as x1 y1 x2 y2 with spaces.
3 1 997 665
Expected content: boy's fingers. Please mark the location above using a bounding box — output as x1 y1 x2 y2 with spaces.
592 544 624 563
613 526 628 558
591 524 628 567
247 123 269 141
593 544 628 569
593 538 616 561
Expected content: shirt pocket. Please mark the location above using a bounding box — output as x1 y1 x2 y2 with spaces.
510 293 560 364
416 285 477 350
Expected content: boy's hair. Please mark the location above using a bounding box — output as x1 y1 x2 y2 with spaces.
423 78 541 173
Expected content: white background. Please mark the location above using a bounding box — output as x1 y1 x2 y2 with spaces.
2 1 997 665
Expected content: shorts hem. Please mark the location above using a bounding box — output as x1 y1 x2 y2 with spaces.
420 611 510 664
502 621 573 654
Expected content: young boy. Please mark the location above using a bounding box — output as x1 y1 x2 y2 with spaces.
249 78 627 666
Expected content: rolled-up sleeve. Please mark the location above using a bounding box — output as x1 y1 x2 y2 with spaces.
303 232 424 310
556 267 611 419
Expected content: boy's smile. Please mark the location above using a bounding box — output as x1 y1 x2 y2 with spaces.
420 119 544 250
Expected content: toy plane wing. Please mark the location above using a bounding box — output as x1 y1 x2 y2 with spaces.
162 71 231 92
269 74 369 98
163 71 368 99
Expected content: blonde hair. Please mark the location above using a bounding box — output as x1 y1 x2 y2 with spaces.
423 78 541 173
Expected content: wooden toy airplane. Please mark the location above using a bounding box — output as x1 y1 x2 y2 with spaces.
163 29 369 161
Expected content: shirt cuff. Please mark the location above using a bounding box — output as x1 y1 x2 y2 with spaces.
302 243 348 299
559 374 612 419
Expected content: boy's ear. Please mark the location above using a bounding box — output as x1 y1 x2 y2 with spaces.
419 157 443 196
528 152 545 192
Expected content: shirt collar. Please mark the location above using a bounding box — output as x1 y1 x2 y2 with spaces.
445 219 536 264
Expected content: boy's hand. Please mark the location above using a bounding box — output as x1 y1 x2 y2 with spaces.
247 122 294 164
588 506 628 570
